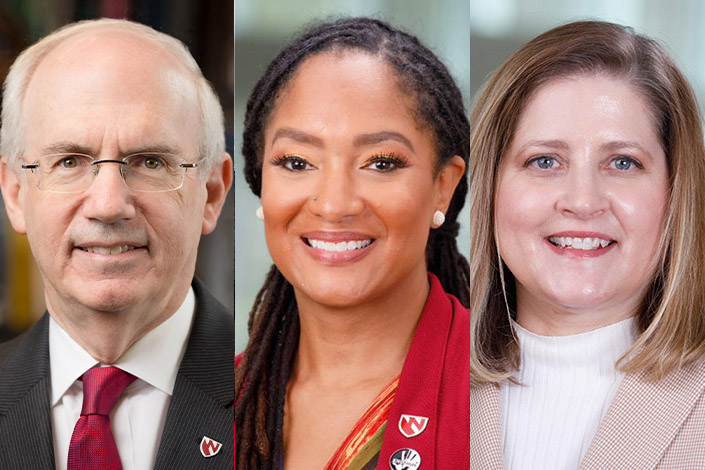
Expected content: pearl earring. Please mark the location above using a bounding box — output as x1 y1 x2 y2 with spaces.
256 206 264 220
432 210 445 228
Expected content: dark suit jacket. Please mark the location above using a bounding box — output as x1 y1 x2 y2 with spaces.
0 279 234 469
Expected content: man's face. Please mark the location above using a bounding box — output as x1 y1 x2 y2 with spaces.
1 31 221 327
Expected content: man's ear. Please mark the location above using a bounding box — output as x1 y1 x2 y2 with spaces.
0 156 27 234
434 155 466 213
201 152 233 235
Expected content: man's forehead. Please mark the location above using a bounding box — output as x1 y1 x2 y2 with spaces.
20 28 201 158
40 28 189 73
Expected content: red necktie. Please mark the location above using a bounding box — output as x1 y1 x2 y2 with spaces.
67 366 137 470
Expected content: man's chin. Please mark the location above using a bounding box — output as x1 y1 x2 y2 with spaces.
54 280 150 314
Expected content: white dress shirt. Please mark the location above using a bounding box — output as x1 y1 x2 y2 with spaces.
50 287 195 470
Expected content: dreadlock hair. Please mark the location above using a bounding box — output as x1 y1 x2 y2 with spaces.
235 17 469 469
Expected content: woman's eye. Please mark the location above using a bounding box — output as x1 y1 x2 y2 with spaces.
363 155 407 172
611 156 642 171
528 156 557 169
274 155 313 172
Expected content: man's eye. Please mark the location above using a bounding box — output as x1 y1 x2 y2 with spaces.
143 157 162 169
52 155 90 169
60 157 78 168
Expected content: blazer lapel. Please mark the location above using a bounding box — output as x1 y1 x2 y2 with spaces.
378 276 452 469
580 361 705 469
154 280 234 470
0 314 55 470
470 382 504 470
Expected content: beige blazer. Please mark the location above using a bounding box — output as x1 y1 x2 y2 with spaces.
471 361 705 469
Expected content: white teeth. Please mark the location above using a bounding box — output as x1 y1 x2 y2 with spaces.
82 245 136 255
308 238 372 252
548 236 613 250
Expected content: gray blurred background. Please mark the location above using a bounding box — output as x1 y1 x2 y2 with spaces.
470 0 705 104
235 0 470 353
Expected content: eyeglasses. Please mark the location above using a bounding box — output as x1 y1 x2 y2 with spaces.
21 153 200 193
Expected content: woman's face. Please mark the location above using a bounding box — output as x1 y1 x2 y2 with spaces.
495 75 668 332
260 51 461 308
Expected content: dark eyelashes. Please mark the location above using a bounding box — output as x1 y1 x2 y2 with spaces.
613 155 644 170
365 152 410 170
268 152 411 172
269 154 313 171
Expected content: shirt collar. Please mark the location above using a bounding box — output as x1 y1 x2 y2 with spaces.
49 287 195 406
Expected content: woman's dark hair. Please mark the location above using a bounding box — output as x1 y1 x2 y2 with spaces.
235 17 469 469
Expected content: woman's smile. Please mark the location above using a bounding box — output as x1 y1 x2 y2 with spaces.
300 231 376 265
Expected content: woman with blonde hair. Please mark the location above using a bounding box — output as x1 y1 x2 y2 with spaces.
471 21 705 469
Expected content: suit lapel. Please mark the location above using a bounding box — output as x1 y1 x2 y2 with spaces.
154 280 234 470
580 361 705 469
0 314 55 469
470 382 504 470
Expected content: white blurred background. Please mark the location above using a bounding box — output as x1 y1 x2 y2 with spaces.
470 0 705 104
235 0 470 353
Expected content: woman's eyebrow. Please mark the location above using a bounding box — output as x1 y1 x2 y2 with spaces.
353 131 415 152
518 139 570 152
600 140 651 155
270 127 324 148
270 128 415 152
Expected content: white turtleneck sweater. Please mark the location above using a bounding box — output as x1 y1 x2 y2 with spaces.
501 317 638 470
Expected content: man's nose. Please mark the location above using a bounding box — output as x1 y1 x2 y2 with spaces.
80 162 136 223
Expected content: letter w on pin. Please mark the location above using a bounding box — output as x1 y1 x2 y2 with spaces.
398 414 429 438
200 436 223 457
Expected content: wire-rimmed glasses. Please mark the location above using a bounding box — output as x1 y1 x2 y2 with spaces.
20 153 200 193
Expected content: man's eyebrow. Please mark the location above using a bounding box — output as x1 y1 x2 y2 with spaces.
270 128 324 148
42 142 94 155
122 145 181 156
41 142 181 157
353 131 415 152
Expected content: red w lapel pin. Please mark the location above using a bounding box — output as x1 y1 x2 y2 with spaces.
398 414 429 438
200 436 223 457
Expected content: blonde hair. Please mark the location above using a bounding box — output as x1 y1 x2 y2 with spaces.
0 18 225 178
470 20 705 384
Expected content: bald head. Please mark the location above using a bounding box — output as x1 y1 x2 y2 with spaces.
1 19 225 177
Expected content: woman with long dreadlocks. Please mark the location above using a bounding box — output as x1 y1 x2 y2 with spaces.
234 17 469 470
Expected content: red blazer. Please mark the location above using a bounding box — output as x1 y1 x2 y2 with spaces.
236 274 469 469
378 273 469 470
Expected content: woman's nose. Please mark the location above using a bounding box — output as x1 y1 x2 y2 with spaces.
555 168 609 219
310 166 365 221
